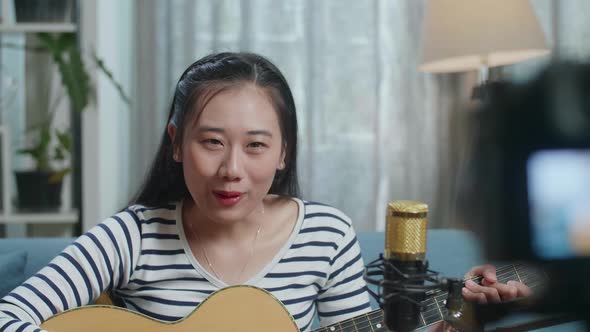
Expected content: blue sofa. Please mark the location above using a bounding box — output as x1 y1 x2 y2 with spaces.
0 230 584 331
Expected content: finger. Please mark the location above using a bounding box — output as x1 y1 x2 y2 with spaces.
464 264 497 283
482 278 495 287
465 280 502 303
480 264 497 283
490 282 518 301
462 287 488 304
464 265 482 279
507 280 533 297
428 322 458 332
427 322 443 332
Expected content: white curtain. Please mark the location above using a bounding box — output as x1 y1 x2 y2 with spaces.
131 0 563 231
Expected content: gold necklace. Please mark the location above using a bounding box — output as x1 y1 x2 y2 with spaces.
188 219 262 283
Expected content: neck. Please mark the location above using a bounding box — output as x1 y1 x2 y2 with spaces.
183 198 264 242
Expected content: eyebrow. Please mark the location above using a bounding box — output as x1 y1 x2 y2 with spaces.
247 130 273 137
197 126 273 137
197 126 224 134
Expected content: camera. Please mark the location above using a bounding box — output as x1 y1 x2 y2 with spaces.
461 62 590 321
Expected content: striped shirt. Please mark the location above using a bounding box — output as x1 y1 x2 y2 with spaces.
0 198 371 332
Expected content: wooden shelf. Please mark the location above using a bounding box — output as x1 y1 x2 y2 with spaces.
0 123 78 227
0 209 78 224
0 23 76 33
0 0 80 235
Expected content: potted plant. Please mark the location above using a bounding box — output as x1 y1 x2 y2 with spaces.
11 32 129 211
15 117 71 210
13 0 75 24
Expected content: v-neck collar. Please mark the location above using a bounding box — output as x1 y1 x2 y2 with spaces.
177 197 305 288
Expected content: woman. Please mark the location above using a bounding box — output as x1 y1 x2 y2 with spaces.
0 52 528 332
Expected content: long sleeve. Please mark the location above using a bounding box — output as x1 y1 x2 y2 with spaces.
0 210 142 332
316 222 372 327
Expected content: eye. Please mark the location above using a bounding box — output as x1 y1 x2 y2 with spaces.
202 139 224 149
247 142 268 150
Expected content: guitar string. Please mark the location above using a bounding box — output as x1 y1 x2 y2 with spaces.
421 278 543 321
319 264 544 332
413 264 543 328
338 310 382 329
415 264 541 320
320 266 528 325
321 310 383 332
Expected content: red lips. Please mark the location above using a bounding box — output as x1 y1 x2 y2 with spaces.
212 191 243 206
214 191 241 198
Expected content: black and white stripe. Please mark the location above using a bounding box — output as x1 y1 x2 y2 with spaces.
0 199 370 332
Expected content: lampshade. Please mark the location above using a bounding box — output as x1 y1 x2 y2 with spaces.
420 0 550 73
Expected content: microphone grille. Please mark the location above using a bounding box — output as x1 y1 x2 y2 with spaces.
385 200 428 261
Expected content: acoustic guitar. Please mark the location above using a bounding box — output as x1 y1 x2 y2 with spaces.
40 263 545 332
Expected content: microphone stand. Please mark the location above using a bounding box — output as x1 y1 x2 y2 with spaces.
364 254 446 332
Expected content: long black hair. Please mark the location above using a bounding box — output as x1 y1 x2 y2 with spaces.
130 52 300 207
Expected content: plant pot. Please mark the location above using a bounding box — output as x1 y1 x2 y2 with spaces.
14 171 62 211
13 0 74 23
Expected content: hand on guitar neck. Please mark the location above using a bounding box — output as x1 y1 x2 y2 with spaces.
428 264 534 332
461 264 533 304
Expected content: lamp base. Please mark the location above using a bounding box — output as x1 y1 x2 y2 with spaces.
471 81 509 102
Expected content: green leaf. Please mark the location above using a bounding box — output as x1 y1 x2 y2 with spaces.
49 168 71 184
55 129 72 153
16 148 38 156
6 32 131 174
39 127 51 148
54 146 65 161
16 126 54 172
92 53 131 105
37 32 90 113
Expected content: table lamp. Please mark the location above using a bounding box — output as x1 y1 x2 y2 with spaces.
420 0 550 88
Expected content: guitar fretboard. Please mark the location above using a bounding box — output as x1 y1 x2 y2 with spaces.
313 263 547 332
313 310 388 332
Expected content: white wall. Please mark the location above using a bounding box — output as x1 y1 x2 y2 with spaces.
80 0 133 231
1 34 26 237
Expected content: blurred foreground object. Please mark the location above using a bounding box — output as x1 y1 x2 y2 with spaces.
462 62 590 326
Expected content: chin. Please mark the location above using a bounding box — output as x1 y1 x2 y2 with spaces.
195 194 262 223
208 206 254 224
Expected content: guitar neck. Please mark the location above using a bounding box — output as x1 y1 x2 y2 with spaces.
313 309 387 332
314 263 547 332
419 263 547 329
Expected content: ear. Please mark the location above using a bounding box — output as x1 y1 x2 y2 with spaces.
167 123 177 141
278 146 286 170
168 123 182 162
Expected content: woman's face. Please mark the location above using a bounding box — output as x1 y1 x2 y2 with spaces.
172 84 285 224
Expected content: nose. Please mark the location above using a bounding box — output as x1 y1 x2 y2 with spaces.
218 147 243 181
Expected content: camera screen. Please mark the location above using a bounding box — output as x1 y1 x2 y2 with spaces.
527 149 590 259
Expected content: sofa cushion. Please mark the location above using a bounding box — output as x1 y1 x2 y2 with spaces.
0 238 74 279
0 250 27 297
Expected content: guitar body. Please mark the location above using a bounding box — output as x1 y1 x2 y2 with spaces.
41 286 300 332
